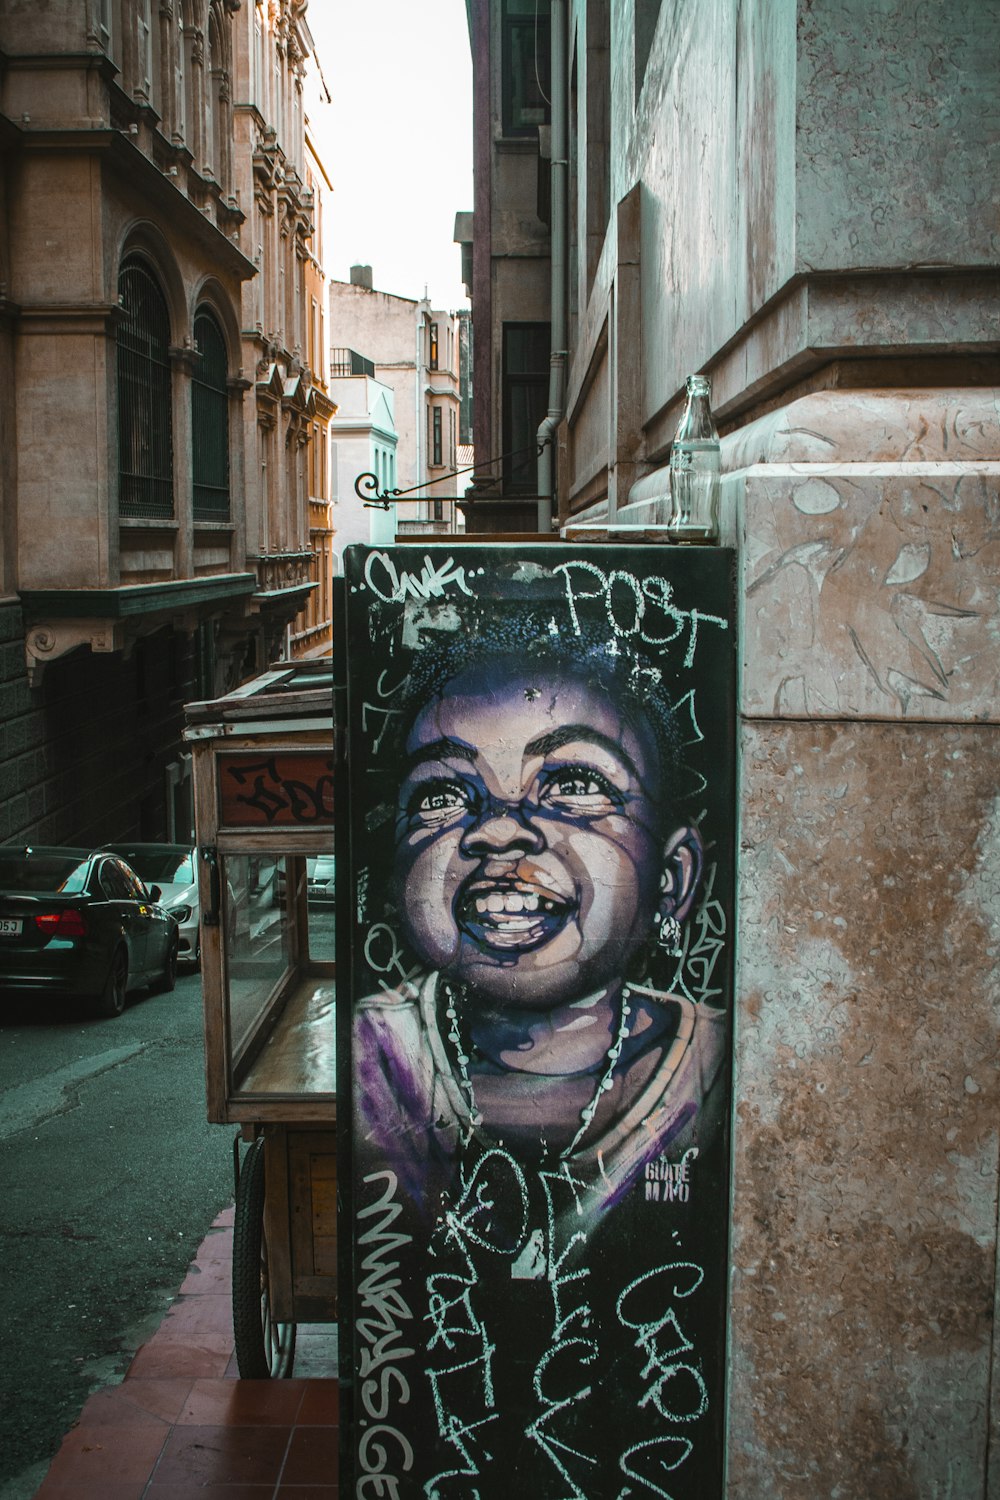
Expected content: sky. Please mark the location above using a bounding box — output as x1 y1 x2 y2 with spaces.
304 0 474 312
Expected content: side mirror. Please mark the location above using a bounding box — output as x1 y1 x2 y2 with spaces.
148 884 162 903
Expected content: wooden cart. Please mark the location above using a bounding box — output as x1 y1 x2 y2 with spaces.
184 660 339 1378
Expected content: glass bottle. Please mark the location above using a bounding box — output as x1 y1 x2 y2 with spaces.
667 374 721 544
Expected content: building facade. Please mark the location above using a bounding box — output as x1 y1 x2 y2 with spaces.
461 0 553 532
328 368 399 564
293 126 336 659
329 268 464 541
465 1 1000 1493
231 0 334 663
0 0 331 846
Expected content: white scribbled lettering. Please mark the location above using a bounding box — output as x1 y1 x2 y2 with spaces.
617 1434 694 1499
364 551 475 605
521 1169 599 1494
356 1173 415 1498
554 560 727 664
363 923 422 993
617 1263 708 1425
423 1151 531 1493
361 666 408 753
665 861 727 1005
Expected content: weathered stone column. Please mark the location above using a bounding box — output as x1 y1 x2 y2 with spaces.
721 388 1000 1498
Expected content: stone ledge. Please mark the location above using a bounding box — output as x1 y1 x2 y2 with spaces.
722 387 1000 469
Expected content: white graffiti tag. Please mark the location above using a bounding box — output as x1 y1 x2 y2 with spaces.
363 551 476 605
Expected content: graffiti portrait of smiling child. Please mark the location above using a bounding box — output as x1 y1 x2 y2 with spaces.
353 621 727 1218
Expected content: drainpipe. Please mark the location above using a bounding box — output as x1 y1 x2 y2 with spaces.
416 305 426 525
536 0 567 534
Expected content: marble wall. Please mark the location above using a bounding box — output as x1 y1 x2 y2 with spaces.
553 0 1000 1480
728 389 1000 722
794 0 1000 272
731 718 999 1498
723 388 1000 1497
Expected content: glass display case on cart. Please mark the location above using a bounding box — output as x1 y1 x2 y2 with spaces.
184 658 338 1377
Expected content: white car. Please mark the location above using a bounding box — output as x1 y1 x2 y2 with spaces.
305 854 336 903
275 855 336 905
107 844 202 967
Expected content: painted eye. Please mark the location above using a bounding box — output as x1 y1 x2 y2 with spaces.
539 766 623 816
406 779 472 826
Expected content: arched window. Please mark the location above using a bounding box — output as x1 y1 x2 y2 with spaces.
192 308 230 518
117 255 174 518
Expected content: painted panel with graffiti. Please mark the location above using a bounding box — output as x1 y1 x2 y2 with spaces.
341 544 736 1499
217 751 334 828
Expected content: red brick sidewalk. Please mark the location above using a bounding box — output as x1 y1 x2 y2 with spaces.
32 1207 339 1498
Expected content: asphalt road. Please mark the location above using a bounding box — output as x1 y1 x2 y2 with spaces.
0 967 235 1497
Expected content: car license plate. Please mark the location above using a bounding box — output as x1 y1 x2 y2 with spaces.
0 917 23 937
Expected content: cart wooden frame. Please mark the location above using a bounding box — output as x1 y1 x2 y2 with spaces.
184 661 338 1377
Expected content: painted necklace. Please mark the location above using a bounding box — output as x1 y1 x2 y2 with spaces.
439 980 634 1160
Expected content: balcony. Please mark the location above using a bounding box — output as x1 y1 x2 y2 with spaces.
330 347 375 379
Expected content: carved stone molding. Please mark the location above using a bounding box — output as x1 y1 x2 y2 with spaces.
252 549 313 594
252 128 283 191
169 341 199 374
26 621 124 685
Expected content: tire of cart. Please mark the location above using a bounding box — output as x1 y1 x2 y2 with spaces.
232 1135 297 1378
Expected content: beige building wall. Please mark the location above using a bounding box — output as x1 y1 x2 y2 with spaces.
0 0 258 686
329 375 399 565
294 126 335 658
231 0 332 666
329 275 463 538
0 0 331 844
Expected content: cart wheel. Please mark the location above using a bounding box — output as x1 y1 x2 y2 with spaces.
232 1136 297 1378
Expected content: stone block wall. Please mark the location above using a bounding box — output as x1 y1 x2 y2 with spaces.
720 389 1000 1497
0 600 197 848
0 600 48 844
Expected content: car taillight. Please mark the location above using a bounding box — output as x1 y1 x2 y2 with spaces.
34 909 88 938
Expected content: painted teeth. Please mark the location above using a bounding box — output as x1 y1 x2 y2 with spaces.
474 891 551 915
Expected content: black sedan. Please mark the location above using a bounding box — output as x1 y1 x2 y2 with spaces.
0 847 179 1017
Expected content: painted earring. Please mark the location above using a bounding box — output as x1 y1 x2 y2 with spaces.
658 912 681 953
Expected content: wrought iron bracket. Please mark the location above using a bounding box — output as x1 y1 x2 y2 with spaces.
354 439 548 510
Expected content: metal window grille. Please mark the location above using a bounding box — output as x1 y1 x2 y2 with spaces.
502 0 552 137
192 309 230 518
117 257 174 518
331 347 375 378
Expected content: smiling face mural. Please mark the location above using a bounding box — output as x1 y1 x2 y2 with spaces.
396 659 678 1002
342 546 735 1499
